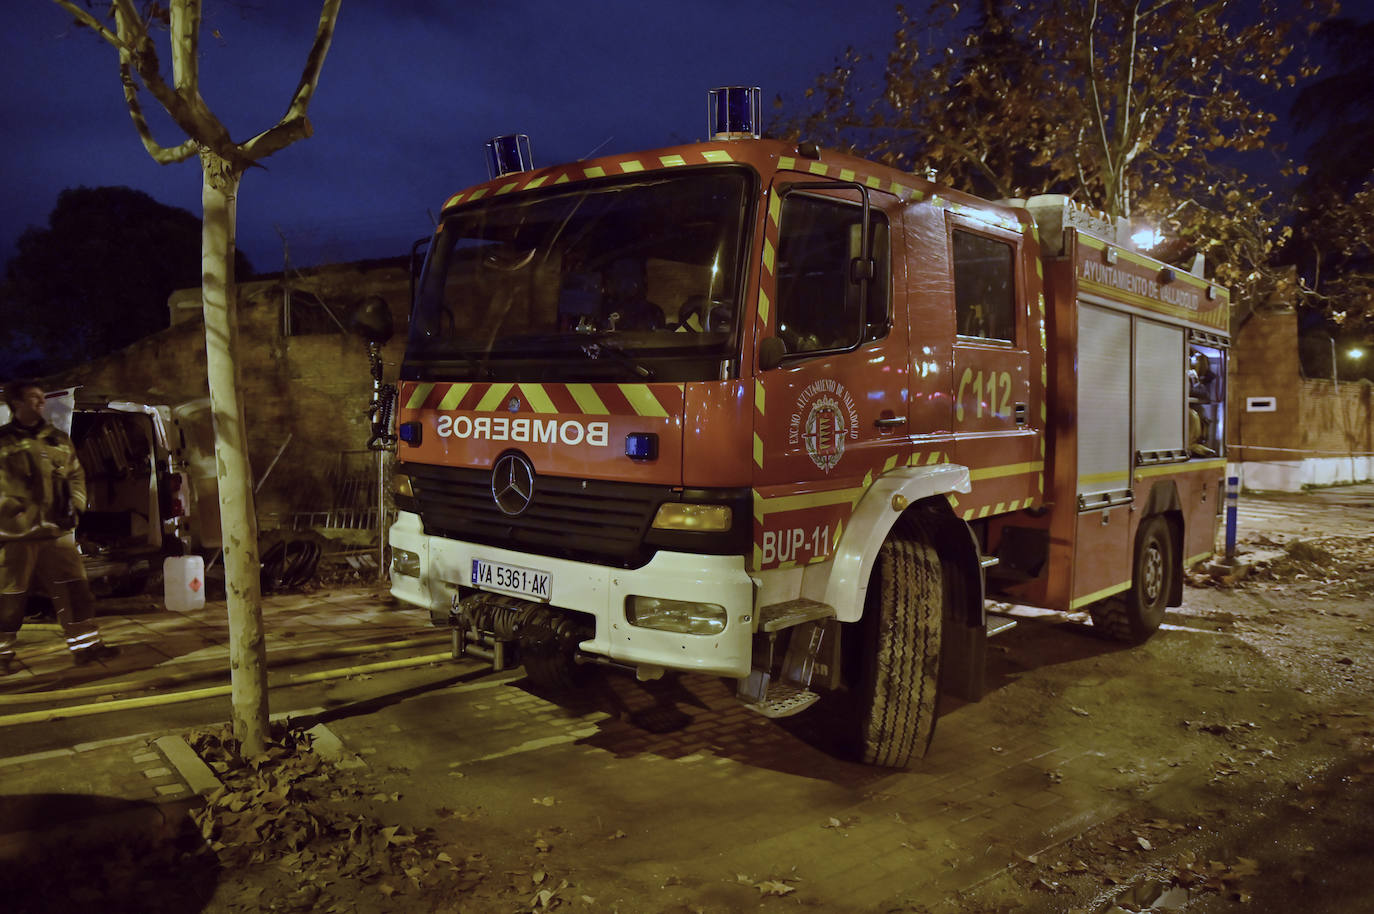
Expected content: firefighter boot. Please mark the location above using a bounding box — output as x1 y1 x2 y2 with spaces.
49 577 119 665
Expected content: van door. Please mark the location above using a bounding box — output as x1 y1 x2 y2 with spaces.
751 181 908 572
170 398 222 550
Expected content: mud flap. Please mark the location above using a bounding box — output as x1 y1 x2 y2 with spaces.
939 557 986 702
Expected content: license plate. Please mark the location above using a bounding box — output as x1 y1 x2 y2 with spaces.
471 558 552 602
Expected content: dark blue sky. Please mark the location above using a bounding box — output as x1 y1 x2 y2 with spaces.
4 1 1371 276
2 1 905 272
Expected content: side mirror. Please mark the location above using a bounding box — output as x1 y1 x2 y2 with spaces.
758 336 787 371
350 295 394 345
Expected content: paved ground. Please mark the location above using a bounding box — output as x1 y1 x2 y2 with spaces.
0 483 1368 909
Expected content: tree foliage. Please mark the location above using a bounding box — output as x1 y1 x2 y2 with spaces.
776 0 1335 312
2 186 253 373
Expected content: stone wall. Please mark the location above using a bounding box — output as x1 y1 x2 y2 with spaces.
50 259 412 531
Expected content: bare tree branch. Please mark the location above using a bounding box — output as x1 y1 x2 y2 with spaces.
242 0 342 161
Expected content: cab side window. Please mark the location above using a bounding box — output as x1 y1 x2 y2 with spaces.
953 229 1016 343
776 194 890 355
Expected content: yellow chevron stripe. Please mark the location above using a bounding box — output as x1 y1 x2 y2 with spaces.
495 181 519 195
518 383 557 414
406 383 435 409
437 383 471 410
469 188 488 200
567 384 608 415
839 168 855 182
762 238 775 274
769 192 781 224
753 434 764 468
620 159 644 173
883 454 899 473
758 289 770 326
927 451 942 465
659 155 686 167
808 162 827 176
755 380 765 415
554 174 570 184
1135 459 1227 479
970 460 1044 481
756 485 867 517
584 166 606 178
620 384 667 417
702 150 733 163
525 175 549 189
779 156 796 170
1070 581 1131 610
475 382 514 412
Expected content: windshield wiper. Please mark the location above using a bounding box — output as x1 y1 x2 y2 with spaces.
579 338 655 379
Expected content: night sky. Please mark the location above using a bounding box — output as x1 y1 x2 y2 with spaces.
4 1 1372 276
2 1 904 273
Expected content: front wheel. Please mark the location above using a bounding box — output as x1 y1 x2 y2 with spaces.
856 525 943 767
1089 516 1176 643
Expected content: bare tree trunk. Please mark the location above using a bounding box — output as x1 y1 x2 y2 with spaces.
200 150 269 754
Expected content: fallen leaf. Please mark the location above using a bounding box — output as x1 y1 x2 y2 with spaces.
755 880 795 896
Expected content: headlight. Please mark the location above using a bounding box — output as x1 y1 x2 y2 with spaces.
626 596 727 635
391 547 420 578
651 503 732 531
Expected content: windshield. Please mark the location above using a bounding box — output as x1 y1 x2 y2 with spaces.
407 167 754 382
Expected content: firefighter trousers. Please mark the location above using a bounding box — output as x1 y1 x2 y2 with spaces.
0 534 101 663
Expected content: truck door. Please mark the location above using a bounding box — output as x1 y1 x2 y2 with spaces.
751 181 908 571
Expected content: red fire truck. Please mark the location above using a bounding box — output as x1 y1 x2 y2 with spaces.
368 89 1229 767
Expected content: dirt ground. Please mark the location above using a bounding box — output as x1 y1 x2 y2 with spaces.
10 530 1373 914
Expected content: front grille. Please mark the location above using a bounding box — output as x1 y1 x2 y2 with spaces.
404 462 670 569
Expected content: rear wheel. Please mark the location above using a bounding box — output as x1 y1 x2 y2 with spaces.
1090 516 1175 643
857 527 943 767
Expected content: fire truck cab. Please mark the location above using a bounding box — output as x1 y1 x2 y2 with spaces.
377 90 1228 767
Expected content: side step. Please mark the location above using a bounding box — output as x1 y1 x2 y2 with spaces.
741 682 821 719
987 614 1018 637
739 604 837 720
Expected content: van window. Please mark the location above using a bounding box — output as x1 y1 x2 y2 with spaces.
953 230 1016 342
776 194 890 355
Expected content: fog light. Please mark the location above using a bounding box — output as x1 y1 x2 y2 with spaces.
392 547 420 578
651 503 731 531
626 596 727 635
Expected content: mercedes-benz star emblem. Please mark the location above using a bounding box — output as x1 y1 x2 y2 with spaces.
491 453 535 516
507 396 522 413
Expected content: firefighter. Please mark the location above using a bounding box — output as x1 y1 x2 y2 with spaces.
1 380 118 674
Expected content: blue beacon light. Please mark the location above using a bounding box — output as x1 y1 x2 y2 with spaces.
485 134 533 178
708 87 762 140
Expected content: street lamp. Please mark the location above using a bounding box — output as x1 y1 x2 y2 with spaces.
1332 341 1368 393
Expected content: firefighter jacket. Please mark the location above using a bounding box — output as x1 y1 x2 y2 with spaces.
0 419 87 541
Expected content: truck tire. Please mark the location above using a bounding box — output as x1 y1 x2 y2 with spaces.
1089 516 1175 643
858 528 943 767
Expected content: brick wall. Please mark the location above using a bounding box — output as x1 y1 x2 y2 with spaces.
50 260 412 532
1230 307 1303 461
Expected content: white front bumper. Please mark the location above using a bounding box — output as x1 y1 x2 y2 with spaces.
388 511 755 678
